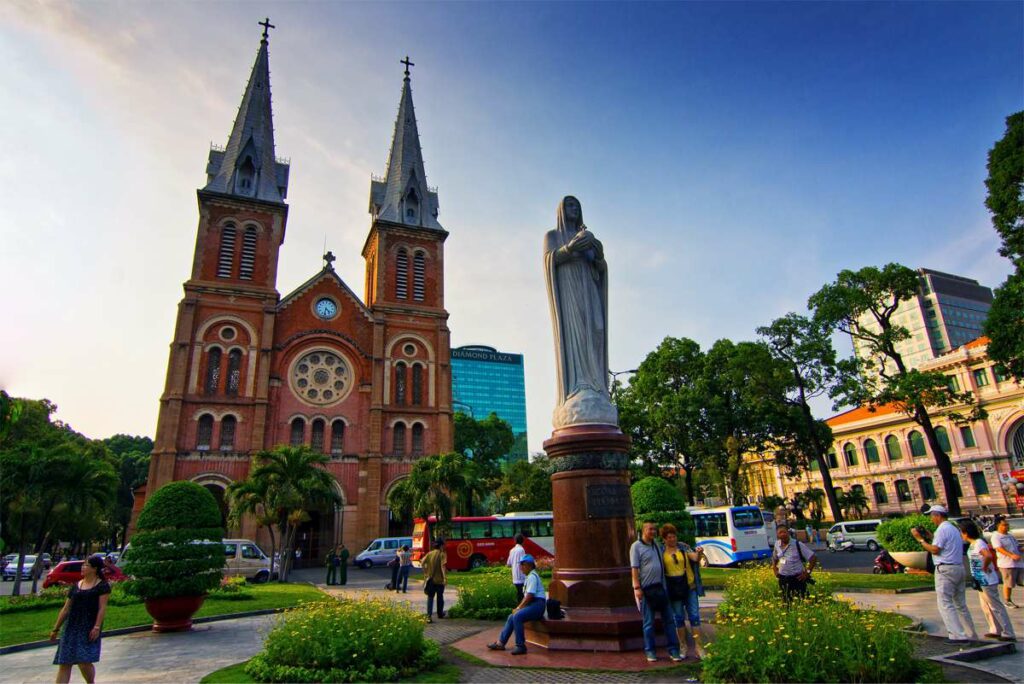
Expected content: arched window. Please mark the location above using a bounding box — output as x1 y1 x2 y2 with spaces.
197 414 214 450
413 252 425 301
412 423 424 455
918 476 936 501
311 419 326 452
411 364 423 406
220 415 236 451
872 482 888 504
885 435 903 461
226 349 242 397
863 439 880 464
395 248 408 299
290 417 305 446
405 187 420 223
394 362 407 405
843 442 859 467
205 348 222 395
330 420 345 455
239 227 257 280
935 426 951 453
895 479 912 502
216 225 236 278
909 431 927 457
826 449 838 469
393 422 406 456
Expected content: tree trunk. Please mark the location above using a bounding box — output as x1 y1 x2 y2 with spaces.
684 467 695 507
915 405 962 516
813 454 844 523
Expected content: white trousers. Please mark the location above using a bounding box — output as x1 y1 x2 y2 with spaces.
935 564 977 640
977 583 1016 638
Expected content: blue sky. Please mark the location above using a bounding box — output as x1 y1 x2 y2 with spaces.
0 1 1020 452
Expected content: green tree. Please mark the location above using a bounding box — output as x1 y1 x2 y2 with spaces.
387 453 484 537
102 434 153 551
809 264 985 516
226 475 281 579
838 488 870 520
631 476 686 514
984 111 1024 267
983 272 1024 382
454 412 515 484
243 446 341 582
496 459 552 512
757 313 846 522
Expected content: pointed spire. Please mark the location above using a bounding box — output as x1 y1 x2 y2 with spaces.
204 25 289 203
369 59 441 229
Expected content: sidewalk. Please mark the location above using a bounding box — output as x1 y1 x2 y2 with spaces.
841 589 1024 641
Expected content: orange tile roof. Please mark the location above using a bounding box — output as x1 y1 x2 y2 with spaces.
827 403 902 427
964 336 989 349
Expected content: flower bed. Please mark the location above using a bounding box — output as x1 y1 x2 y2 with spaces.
446 572 518 621
703 566 936 683
245 597 440 683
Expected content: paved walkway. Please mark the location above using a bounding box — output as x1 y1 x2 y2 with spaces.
840 589 1024 641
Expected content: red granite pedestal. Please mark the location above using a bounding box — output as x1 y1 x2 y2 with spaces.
524 423 646 651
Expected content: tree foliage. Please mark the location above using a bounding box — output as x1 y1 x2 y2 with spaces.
983 271 1024 382
631 476 686 515
496 459 552 512
387 452 486 538
984 111 1024 267
453 411 515 484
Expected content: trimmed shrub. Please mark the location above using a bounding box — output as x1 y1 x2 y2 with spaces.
246 597 440 682
632 476 686 514
123 481 225 600
876 514 936 552
704 566 928 683
448 571 519 620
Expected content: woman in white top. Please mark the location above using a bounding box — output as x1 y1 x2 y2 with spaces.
961 520 1015 641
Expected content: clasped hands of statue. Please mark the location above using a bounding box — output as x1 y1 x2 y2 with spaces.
561 226 604 262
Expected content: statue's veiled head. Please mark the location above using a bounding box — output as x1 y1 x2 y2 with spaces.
557 195 583 233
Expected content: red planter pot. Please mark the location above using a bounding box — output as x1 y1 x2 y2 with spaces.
144 594 208 632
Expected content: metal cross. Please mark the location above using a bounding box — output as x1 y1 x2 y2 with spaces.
259 17 276 40
323 251 336 268
401 56 415 77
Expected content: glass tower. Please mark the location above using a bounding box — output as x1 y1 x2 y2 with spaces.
451 345 528 462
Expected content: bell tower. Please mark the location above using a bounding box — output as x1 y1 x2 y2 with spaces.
147 23 290 495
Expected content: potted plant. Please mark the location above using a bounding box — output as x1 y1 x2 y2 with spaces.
876 514 936 570
123 481 225 631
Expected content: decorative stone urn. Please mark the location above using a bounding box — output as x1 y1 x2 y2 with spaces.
890 551 929 571
144 594 208 632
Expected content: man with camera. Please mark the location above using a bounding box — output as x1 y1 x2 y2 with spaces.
911 504 978 643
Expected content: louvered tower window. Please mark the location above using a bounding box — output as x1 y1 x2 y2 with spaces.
239 227 257 280
413 252 425 301
330 420 345 455
205 348 222 395
226 350 242 397
217 225 237 278
197 414 214 450
220 416 236 451
395 248 408 299
311 419 325 452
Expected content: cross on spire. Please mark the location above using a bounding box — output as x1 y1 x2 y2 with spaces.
323 250 336 269
401 55 415 77
259 17 275 41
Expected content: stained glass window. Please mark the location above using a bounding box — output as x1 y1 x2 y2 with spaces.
227 350 242 397
197 414 214 449
411 364 423 406
330 420 345 455
205 348 222 395
393 422 406 456
412 423 424 455
220 415 236 451
311 419 325 452
290 418 305 446
395 362 407 405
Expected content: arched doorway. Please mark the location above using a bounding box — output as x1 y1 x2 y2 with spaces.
1007 417 1024 469
190 473 232 530
293 480 347 567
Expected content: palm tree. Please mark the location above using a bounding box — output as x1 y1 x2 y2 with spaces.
387 452 484 538
243 446 341 582
226 476 280 579
839 488 870 520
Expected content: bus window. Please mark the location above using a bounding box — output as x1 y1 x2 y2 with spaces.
515 522 534 537
694 512 727 537
490 521 512 538
461 521 491 539
731 509 764 529
533 519 553 537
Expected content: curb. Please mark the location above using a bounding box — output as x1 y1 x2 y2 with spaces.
926 639 1018 683
0 608 283 656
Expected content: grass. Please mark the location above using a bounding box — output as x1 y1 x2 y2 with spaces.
199 659 460 683
0 583 324 648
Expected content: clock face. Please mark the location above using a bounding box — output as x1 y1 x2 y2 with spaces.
315 298 337 319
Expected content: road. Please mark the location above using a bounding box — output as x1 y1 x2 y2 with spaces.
811 545 878 573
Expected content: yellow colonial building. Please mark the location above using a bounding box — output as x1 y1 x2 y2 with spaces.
746 337 1024 519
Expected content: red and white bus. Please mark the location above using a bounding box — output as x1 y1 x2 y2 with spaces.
412 512 554 571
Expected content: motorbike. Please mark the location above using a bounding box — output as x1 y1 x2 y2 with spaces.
873 549 904 574
827 535 855 553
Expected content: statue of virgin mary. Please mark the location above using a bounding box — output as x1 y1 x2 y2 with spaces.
543 196 618 428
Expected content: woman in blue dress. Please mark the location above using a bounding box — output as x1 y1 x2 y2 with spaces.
50 555 110 683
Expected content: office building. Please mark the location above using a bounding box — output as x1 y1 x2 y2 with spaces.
451 345 528 462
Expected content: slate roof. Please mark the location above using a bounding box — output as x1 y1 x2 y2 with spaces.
204 36 289 203
369 74 442 230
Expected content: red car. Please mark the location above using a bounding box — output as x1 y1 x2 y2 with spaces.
43 561 126 588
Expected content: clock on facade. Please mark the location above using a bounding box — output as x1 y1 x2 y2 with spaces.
315 297 337 319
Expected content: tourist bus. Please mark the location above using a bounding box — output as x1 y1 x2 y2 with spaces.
411 512 554 571
690 505 772 566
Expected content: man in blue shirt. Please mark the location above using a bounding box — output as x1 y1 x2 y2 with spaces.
487 554 547 655
912 504 978 642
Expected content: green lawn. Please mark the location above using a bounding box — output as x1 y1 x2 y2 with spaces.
199 659 461 683
0 583 324 648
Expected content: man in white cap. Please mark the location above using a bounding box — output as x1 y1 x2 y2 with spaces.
912 504 978 642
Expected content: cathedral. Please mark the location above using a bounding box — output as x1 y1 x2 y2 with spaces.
139 26 453 559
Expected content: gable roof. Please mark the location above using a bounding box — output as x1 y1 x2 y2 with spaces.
277 266 373 322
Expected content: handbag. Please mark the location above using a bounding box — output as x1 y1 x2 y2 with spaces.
546 598 565 620
666 575 689 601
641 583 668 611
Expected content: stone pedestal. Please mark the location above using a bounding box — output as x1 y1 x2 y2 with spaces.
525 424 644 651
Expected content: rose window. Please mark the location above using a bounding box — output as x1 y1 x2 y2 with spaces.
291 350 351 405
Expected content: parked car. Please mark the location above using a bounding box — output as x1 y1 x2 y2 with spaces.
40 553 52 570
1 555 38 581
826 520 882 551
43 560 127 588
354 537 413 569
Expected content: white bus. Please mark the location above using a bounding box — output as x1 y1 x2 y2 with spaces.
690 505 772 566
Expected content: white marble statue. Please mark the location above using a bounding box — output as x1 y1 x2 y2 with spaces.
544 195 618 428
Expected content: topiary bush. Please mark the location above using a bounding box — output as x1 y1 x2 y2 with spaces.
632 477 695 545
876 514 936 552
246 597 440 682
123 481 225 599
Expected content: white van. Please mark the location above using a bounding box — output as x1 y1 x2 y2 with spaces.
118 538 274 582
354 536 413 569
827 519 882 551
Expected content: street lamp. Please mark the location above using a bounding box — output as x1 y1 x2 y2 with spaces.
609 368 638 380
